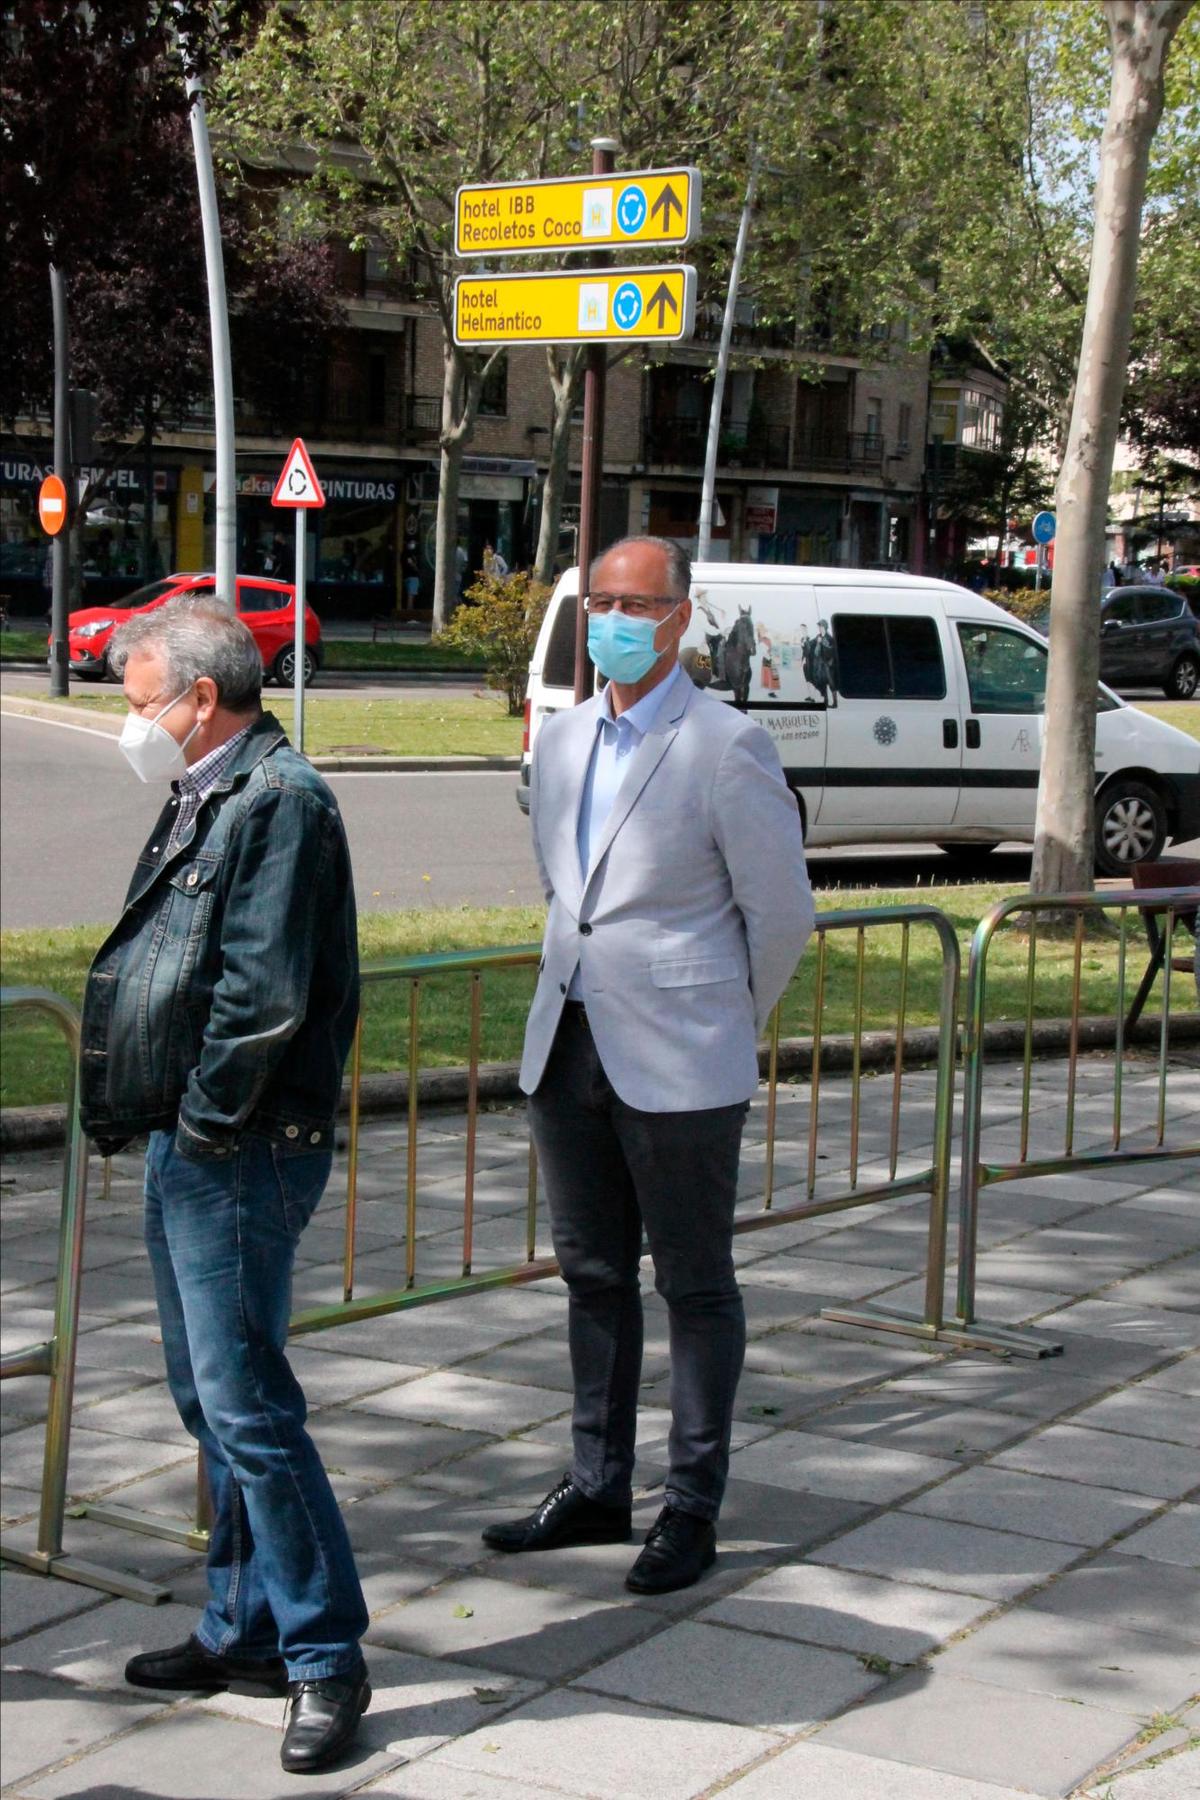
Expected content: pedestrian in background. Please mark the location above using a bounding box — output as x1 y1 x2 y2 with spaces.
78 599 371 1775
484 535 814 1594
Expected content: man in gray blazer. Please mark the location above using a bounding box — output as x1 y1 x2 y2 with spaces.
483 535 814 1593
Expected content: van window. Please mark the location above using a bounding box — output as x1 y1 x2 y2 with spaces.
958 623 1047 714
833 613 945 699
544 593 580 688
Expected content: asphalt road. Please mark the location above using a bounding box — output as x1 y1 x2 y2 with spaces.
0 708 1069 933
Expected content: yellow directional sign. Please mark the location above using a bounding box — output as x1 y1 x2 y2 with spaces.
454 265 697 347
455 167 700 257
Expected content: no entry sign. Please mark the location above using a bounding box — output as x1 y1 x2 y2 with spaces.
38 474 68 535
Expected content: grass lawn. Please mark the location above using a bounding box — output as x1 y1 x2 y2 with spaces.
1133 700 1200 739
0 631 47 662
0 884 1158 1111
9 692 522 758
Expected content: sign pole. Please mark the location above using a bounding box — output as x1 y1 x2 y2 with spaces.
49 264 70 698
294 507 306 754
573 136 618 705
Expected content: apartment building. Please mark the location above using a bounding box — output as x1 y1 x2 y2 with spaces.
0 238 1003 619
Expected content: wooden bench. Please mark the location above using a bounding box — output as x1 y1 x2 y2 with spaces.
1124 857 1200 1031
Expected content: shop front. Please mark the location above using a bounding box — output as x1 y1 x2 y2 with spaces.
1 452 176 611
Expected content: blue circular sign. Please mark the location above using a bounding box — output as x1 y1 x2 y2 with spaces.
612 281 643 332
1032 510 1057 544
616 185 647 235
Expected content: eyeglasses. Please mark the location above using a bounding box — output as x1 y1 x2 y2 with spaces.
585 592 680 617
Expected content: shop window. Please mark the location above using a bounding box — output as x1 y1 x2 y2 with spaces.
479 356 508 418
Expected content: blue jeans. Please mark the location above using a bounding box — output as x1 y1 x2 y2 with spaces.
144 1131 368 1679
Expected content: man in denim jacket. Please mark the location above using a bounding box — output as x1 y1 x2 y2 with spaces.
79 599 369 1774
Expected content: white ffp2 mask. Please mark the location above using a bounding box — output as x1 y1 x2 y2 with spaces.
118 689 200 784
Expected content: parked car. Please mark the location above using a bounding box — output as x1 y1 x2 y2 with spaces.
520 564 1200 878
58 573 322 685
1099 586 1200 698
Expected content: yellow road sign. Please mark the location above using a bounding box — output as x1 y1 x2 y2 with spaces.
455 167 700 257
454 265 697 347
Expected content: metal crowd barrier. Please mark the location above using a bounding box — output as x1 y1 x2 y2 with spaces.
0 988 167 1603
69 904 972 1567
957 886 1200 1357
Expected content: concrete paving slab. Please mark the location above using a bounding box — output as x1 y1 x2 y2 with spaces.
730 1428 958 1504
349 1371 569 1436
880 1358 1131 1421
796 1395 1025 1459
0 1668 169 1788
699 1561 994 1663
282 1345 428 1409
1111 1503 1200 1568
739 1254 912 1299
403 1686 776 1800
0 1422 194 1498
308 1412 490 1484
18 1700 401 1798
71 1381 195 1447
817 1669 1142 1796
1024 1551 1200 1646
717 1740 1069 1800
0 1568 109 1646
201 1643 540 1766
809 1511 1081 1601
1136 1354 1200 1397
1100 1260 1200 1315
1034 1300 1199 1353
933 1603 1200 1714
2 1596 201 1688
902 1465 1160 1547
1069 1387 1200 1446
1081 1749 1200 1799
364 1573 659 1680
989 1423 1200 1499
575 1616 883 1730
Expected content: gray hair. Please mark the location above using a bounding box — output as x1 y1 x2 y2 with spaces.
592 535 692 600
109 597 263 711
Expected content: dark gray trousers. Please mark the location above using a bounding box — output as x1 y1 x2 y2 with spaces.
528 1006 748 1522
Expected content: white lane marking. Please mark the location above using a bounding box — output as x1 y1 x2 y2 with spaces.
0 708 120 744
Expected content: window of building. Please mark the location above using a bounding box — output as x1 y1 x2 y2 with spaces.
479 355 508 418
834 613 946 699
864 397 883 445
367 352 387 428
960 387 1003 452
897 402 912 451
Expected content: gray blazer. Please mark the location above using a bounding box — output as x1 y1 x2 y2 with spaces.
520 675 815 1111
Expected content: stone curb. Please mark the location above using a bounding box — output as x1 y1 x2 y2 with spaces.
4 1012 1196 1154
0 697 520 773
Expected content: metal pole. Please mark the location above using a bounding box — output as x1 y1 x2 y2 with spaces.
49 265 70 698
697 150 759 563
293 508 306 754
573 136 618 705
184 71 236 608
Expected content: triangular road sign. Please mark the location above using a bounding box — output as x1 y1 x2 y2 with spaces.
272 438 325 509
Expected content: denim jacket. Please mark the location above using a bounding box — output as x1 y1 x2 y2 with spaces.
80 713 359 1161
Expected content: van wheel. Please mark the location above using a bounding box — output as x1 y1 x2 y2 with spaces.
1165 653 1199 699
1094 780 1167 877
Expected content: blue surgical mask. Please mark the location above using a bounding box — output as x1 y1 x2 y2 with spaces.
587 604 680 684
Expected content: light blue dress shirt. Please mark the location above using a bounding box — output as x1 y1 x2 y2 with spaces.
567 662 684 999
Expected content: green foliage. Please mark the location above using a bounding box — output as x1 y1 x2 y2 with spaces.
981 588 1050 625
435 571 551 715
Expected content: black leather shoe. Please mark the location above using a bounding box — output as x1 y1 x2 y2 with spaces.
281 1667 371 1774
481 1472 632 1553
625 1505 717 1594
124 1634 288 1695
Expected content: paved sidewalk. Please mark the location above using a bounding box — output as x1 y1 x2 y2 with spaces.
1 1056 1197 1799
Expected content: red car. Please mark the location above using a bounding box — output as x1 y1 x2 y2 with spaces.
60 573 322 685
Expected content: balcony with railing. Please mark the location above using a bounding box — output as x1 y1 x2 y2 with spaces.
643 416 885 476
642 416 792 469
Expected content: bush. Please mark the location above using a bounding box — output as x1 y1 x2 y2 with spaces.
982 587 1050 626
435 570 551 715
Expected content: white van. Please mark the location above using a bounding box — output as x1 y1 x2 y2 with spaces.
518 563 1200 877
